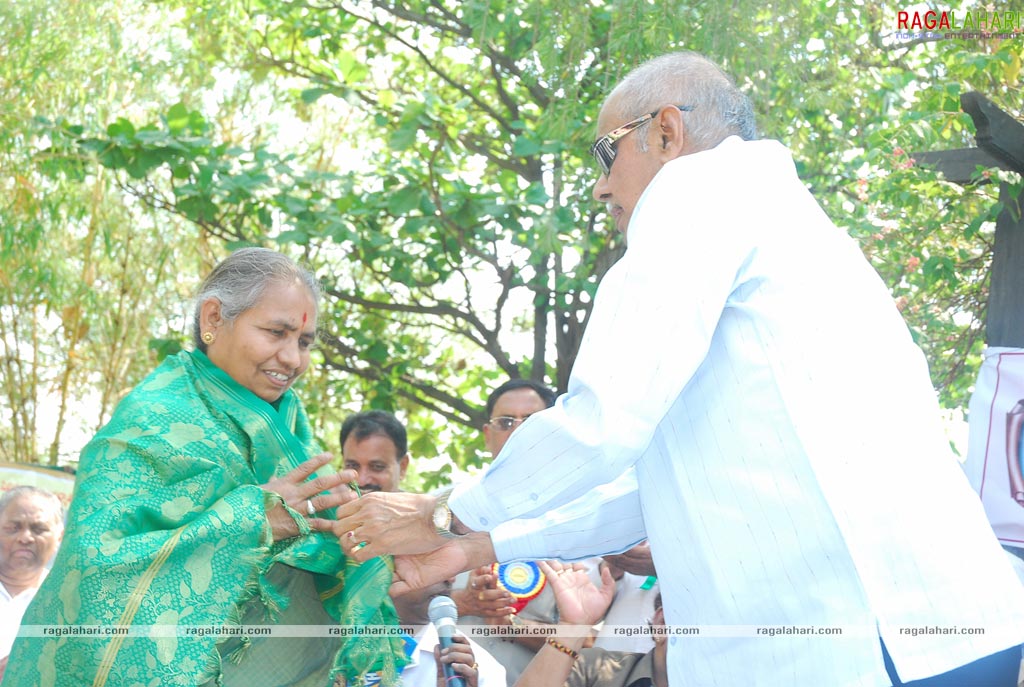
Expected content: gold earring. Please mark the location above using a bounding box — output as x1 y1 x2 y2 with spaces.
201 332 214 344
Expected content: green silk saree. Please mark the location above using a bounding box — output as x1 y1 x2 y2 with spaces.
6 350 408 687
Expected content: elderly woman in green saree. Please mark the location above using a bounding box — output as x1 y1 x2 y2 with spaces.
5 248 408 687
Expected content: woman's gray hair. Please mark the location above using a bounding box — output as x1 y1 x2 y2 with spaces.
608 51 757 153
192 247 321 352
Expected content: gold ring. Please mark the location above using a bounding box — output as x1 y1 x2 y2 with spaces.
471 663 478 671
354 541 368 551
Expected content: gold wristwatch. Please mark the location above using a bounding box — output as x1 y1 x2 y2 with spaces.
432 488 460 538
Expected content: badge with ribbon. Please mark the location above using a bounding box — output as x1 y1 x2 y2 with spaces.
492 561 547 614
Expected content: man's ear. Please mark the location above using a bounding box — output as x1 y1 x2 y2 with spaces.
654 105 688 160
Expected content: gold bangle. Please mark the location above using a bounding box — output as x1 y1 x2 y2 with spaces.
545 637 579 660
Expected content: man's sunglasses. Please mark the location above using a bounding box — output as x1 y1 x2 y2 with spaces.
589 105 694 176
486 416 531 431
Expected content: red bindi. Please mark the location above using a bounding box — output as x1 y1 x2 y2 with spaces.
302 312 307 325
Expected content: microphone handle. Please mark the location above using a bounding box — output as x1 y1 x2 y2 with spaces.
437 633 467 687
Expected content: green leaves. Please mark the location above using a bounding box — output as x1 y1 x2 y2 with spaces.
389 102 429 151
9 0 1021 469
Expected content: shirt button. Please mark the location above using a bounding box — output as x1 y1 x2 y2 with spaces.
530 493 539 501
480 518 489 526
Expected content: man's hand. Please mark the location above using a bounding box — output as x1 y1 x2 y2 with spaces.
451 566 515 618
435 634 481 687
309 491 443 560
391 532 498 597
539 560 616 627
602 541 657 577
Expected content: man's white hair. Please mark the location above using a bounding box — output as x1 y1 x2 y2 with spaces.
0 485 65 527
607 51 757 153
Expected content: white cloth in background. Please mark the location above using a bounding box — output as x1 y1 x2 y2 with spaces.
963 347 1024 544
593 573 659 653
451 136 1024 687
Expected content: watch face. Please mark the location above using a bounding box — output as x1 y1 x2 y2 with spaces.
433 505 448 530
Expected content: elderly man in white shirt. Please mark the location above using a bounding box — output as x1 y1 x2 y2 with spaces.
0 486 65 681
320 51 1024 687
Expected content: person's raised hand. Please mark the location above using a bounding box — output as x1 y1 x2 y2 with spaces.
539 560 616 627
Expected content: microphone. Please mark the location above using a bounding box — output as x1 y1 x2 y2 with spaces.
428 595 466 687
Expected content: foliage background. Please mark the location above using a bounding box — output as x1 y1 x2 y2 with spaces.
1 0 1020 488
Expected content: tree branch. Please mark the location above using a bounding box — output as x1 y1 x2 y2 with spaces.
318 338 482 426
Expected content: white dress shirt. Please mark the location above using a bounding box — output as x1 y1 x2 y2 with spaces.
450 137 1024 686
490 470 644 563
1 581 42 661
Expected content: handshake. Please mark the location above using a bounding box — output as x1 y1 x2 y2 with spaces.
277 463 499 596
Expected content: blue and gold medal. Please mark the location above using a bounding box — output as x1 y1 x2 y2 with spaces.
492 561 547 613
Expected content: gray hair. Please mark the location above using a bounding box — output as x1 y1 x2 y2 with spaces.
608 51 757 154
192 247 321 352
0 485 65 526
